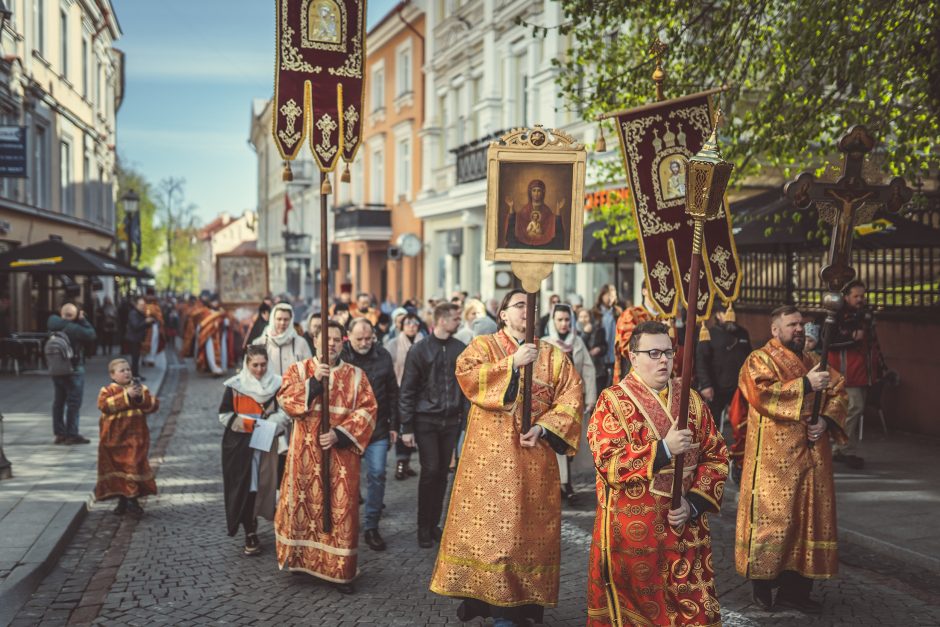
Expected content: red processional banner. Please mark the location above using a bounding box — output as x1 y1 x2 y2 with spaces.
610 89 742 319
273 0 366 172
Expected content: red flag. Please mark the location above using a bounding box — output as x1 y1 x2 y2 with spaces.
283 192 292 226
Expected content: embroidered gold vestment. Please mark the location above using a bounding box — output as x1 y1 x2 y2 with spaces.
430 331 583 608
735 338 848 580
95 383 160 500
275 359 376 583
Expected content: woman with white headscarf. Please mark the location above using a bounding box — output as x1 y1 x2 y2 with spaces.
219 345 290 555
252 302 312 376
543 302 597 502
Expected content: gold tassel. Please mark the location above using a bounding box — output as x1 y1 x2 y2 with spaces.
321 173 333 195
724 301 736 323
595 123 607 153
341 162 351 183
699 323 711 342
282 162 293 182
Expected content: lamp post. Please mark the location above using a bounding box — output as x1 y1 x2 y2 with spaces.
0 413 11 480
121 189 141 264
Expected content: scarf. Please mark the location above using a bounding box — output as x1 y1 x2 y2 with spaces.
544 303 574 353
224 359 282 404
262 303 299 347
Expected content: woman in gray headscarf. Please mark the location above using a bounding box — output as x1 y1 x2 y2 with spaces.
251 302 312 376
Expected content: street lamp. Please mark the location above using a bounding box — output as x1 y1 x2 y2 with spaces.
121 189 141 264
0 2 12 34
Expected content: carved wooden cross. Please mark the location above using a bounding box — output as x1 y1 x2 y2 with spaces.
784 125 913 290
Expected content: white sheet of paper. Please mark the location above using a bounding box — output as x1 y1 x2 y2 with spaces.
249 419 277 452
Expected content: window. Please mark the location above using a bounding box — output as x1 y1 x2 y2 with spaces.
370 148 384 204
34 126 48 208
82 152 91 220
60 140 72 215
439 94 449 156
370 64 384 113
396 43 412 96
82 37 89 97
352 157 364 205
396 137 411 200
34 0 45 55
60 9 68 78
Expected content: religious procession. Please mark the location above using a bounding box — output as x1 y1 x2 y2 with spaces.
0 1 938 626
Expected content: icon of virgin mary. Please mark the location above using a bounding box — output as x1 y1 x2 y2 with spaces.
502 179 567 250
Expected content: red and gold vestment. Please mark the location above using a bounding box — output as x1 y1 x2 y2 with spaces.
181 303 209 358
735 339 847 581
141 302 165 355
275 359 376 583
430 331 583 610
586 372 728 627
95 383 160 500
195 309 236 373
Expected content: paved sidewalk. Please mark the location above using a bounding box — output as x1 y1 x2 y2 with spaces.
0 351 169 626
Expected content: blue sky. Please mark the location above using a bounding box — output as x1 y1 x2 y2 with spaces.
113 0 399 224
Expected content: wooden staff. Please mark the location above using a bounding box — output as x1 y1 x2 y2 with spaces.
521 291 537 433
319 171 332 533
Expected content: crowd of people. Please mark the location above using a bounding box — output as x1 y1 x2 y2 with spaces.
38 276 886 624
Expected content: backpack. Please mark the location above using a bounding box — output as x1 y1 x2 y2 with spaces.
45 332 76 376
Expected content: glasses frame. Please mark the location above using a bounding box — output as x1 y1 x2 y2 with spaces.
632 348 676 360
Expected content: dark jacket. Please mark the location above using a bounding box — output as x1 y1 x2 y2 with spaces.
579 325 608 379
340 342 399 443
695 322 752 392
124 308 149 344
398 334 467 433
47 314 97 371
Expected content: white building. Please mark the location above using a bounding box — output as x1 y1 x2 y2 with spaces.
196 210 258 292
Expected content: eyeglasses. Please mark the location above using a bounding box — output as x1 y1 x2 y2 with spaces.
506 302 527 310
633 348 676 360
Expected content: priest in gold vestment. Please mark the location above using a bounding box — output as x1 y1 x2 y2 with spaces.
736 305 847 614
430 289 583 625
275 320 377 593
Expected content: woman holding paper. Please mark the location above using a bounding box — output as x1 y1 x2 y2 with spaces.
218 345 290 555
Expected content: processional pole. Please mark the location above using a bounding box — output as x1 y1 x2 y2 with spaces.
670 113 734 511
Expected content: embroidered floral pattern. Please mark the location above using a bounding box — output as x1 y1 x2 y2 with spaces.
328 33 362 78
281 24 322 74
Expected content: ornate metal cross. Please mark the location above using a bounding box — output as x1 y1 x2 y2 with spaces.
784 125 913 291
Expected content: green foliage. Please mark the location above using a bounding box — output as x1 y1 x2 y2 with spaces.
587 158 638 248
555 0 939 185
154 177 200 294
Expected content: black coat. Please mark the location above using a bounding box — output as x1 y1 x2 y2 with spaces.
340 342 399 443
398 334 468 433
695 322 752 393
124 309 149 344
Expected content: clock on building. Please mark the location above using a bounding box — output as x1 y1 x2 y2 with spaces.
397 233 422 257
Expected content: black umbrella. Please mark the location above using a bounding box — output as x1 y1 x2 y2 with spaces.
0 238 145 277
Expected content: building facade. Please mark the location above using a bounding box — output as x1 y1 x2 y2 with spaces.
0 0 123 330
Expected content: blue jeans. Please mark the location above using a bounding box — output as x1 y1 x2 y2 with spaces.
362 438 389 531
52 372 84 437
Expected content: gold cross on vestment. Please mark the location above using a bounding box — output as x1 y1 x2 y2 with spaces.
784 125 913 291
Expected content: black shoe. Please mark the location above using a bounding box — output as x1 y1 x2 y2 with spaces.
430 526 443 542
113 497 127 516
776 593 822 615
364 529 386 551
404 463 417 477
395 461 406 481
126 498 144 517
67 434 91 444
54 435 67 444
418 527 433 548
832 451 848 464
244 532 261 555
845 455 865 470
752 580 774 610
334 582 355 594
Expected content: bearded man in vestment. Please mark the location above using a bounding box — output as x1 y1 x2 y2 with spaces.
586 320 728 627
195 297 235 375
275 320 377 594
736 305 847 614
430 289 583 626
141 297 165 366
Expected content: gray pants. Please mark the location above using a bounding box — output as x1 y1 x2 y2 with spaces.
833 386 867 455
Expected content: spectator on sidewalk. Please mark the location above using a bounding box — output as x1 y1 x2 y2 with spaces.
399 302 466 548
341 317 400 552
302 311 321 357
252 303 312 377
95 358 160 517
386 311 424 480
577 307 608 397
695 302 752 422
47 303 97 444
97 296 118 355
124 296 153 379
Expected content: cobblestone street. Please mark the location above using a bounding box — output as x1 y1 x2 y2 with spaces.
10 364 940 626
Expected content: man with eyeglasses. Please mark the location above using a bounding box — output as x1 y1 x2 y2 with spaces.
430 289 583 627
736 305 847 614
585 320 729 627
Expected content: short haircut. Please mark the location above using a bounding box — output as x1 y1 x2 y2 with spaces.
433 302 460 323
347 316 374 334
628 320 670 352
333 302 350 313
258 302 271 315
244 345 268 361
771 305 801 323
843 279 866 294
497 289 526 329
402 312 420 325
108 358 130 374
318 320 346 338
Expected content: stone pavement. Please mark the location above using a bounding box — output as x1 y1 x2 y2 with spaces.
6 362 940 626
0 351 168 626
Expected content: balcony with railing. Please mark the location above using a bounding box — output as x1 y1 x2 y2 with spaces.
453 129 509 186
332 203 393 242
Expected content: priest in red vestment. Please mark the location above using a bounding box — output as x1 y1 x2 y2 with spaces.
275 320 377 593
587 320 728 627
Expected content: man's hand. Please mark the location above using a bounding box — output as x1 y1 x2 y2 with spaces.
319 429 338 450
313 362 330 382
401 433 415 448
806 363 831 391
389 430 398 445
512 343 538 370
700 387 715 402
668 497 692 527
519 425 542 448
852 329 864 341
805 417 828 441
664 425 693 456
